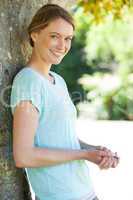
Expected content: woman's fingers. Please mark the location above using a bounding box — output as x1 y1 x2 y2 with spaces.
99 157 110 169
97 146 114 157
111 156 120 168
87 149 120 168
99 156 120 169
96 147 120 169
99 157 108 169
111 152 120 168
99 156 115 170
98 149 113 157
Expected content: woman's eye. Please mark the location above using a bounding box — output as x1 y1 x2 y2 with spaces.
65 38 72 41
51 35 57 38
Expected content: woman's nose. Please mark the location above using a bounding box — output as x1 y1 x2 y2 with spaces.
56 38 66 50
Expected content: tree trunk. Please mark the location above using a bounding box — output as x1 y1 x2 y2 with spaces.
0 0 75 199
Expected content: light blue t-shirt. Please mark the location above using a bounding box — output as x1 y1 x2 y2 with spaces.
10 67 95 200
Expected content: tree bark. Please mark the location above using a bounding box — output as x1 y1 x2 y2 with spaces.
48 0 76 9
0 0 76 199
0 1 48 199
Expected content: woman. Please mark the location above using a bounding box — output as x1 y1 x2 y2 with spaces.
10 4 119 200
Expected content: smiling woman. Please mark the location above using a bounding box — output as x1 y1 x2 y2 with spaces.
26 4 75 80
28 17 74 68
10 3 119 200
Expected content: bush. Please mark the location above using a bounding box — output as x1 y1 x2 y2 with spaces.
78 73 133 120
76 11 133 120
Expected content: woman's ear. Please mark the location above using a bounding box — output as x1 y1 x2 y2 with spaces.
30 32 38 43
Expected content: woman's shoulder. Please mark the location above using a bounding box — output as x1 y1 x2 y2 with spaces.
13 67 42 84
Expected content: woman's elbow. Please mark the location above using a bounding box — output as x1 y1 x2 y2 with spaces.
15 161 24 168
13 150 29 168
14 155 26 168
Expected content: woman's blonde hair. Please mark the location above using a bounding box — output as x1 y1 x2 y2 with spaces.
27 4 75 47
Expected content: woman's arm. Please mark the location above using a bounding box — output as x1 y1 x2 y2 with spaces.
79 139 98 150
13 101 112 168
78 140 120 169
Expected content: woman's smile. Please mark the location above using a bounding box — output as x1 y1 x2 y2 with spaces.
49 49 65 58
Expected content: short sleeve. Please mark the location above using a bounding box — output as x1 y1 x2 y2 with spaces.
10 69 43 116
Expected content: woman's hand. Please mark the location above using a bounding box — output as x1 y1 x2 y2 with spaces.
96 146 120 170
110 152 120 168
85 149 113 165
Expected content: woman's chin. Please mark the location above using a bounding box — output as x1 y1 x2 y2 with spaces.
52 58 63 65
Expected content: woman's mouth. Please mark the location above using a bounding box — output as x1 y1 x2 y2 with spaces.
50 50 64 57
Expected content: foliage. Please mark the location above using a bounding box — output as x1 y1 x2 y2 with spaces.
78 73 133 120
76 9 133 120
85 12 133 74
73 7 92 46
77 0 133 23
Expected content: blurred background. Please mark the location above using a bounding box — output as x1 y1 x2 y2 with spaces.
51 1 133 200
53 1 133 121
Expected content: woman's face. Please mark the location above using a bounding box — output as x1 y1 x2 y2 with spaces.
31 17 74 65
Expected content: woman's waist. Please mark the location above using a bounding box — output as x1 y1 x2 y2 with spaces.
26 160 90 182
